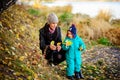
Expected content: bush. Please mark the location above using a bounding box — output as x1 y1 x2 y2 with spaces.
98 37 111 46
59 12 73 23
28 8 40 16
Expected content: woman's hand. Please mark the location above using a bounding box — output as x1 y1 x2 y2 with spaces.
57 45 61 52
50 44 56 50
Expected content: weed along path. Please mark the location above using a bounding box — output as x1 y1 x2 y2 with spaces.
0 4 120 80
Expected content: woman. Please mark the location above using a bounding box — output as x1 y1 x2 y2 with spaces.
39 12 66 65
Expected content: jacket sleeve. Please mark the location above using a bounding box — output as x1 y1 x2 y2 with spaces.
39 28 46 52
79 37 86 52
62 38 70 51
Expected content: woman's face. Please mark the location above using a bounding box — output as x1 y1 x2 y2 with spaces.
67 31 73 39
49 23 57 30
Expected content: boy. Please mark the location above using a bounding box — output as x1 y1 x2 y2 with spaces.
62 24 86 80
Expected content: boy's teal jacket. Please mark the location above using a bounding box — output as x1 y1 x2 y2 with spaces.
62 35 86 76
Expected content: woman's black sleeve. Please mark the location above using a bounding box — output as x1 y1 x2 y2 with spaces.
39 29 46 51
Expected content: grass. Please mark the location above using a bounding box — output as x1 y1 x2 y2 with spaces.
96 9 112 22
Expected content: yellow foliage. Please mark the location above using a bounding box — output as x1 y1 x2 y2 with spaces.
50 40 55 45
19 56 25 61
20 26 25 31
16 33 20 39
2 60 7 65
34 73 38 79
79 47 83 51
27 76 32 80
33 0 41 9
64 40 72 46
13 72 21 76
57 42 61 46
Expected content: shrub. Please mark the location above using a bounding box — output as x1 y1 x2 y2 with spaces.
28 8 40 16
59 12 73 23
98 37 111 46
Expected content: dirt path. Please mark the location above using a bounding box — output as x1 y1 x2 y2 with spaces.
82 46 120 80
83 46 120 64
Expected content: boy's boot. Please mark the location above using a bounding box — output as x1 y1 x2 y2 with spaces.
75 72 80 79
67 76 74 80
79 70 84 79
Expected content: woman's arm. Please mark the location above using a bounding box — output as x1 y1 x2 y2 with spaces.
39 29 46 52
57 27 62 43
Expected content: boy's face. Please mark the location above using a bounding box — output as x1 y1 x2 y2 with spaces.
67 31 73 39
49 23 57 30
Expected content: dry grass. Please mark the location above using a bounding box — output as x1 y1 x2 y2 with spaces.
105 27 120 45
96 9 112 22
76 18 112 40
38 5 72 16
53 5 72 14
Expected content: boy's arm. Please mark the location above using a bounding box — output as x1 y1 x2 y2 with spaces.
79 37 86 51
62 38 70 51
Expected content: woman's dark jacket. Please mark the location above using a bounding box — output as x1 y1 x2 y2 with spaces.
39 23 62 54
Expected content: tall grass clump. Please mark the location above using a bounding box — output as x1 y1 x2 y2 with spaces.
54 5 72 14
77 18 112 40
105 27 120 45
96 9 112 22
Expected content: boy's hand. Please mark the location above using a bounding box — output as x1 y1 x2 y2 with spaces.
65 40 72 46
66 41 70 46
79 47 83 51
